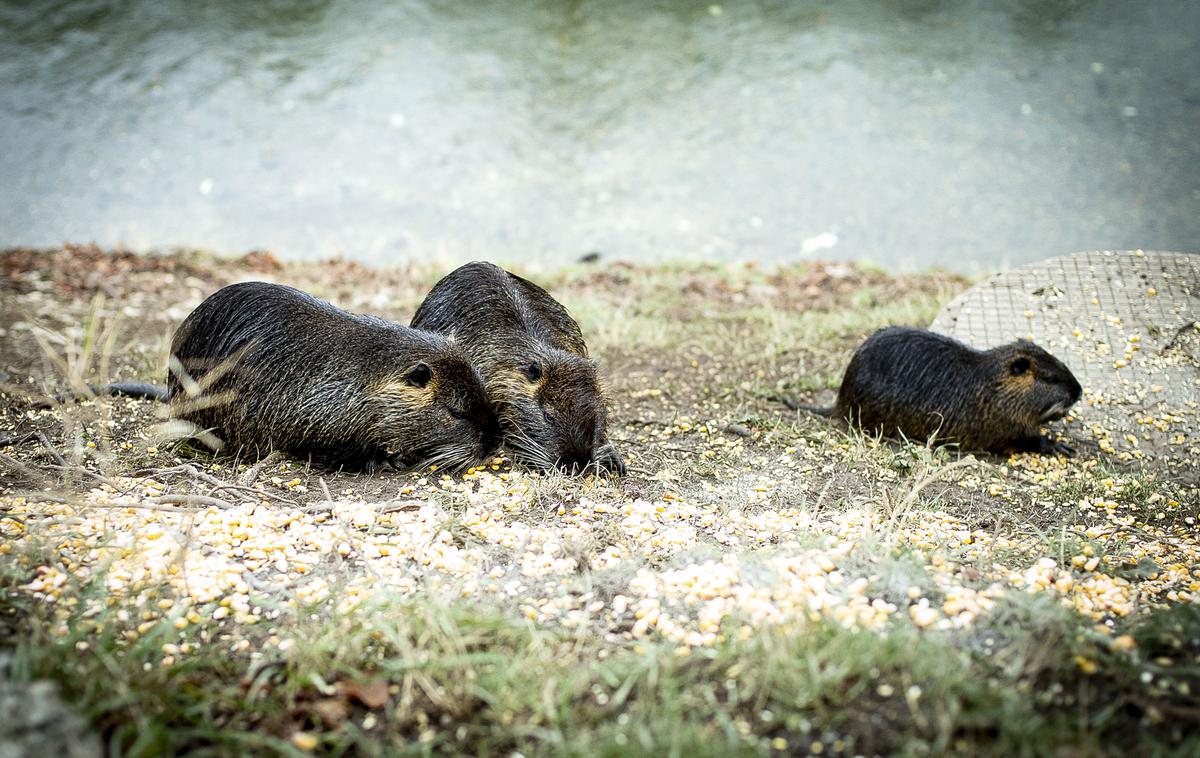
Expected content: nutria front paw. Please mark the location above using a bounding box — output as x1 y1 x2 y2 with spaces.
1032 435 1075 456
365 452 406 474
1046 439 1076 456
1009 435 1075 456
594 442 627 476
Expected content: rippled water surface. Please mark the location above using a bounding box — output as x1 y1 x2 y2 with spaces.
1 0 1197 271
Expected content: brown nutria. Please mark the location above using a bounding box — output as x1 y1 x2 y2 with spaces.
788 326 1082 455
411 261 625 475
167 281 501 471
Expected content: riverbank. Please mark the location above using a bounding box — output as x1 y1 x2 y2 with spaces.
1 246 1197 755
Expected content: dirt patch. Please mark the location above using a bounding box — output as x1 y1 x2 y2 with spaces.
2 246 1194 523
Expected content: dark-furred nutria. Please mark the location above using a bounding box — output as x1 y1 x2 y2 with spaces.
169 282 501 471
792 326 1082 455
411 262 625 475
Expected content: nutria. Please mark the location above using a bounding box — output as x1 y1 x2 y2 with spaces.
167 282 501 471
411 261 625 474
787 327 1082 455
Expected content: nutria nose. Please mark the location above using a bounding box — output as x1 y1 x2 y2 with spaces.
557 449 594 473
1067 376 1083 404
477 411 503 454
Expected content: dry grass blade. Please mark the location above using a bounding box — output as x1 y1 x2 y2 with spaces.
148 494 238 509
238 451 287 487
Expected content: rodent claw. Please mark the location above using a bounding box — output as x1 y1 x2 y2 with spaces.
1034 436 1076 456
593 443 627 476
1049 440 1076 457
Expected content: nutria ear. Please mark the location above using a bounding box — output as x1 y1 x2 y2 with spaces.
1010 357 1031 376
405 362 433 388
523 361 543 382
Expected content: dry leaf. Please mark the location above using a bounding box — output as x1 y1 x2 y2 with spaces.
340 680 390 709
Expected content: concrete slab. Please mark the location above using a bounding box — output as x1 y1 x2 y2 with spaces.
931 250 1199 471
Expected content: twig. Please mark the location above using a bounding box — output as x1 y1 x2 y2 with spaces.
319 477 333 501
0 432 35 448
1067 523 1191 553
299 499 424 515
132 463 294 505
298 502 337 514
133 463 228 488
34 431 68 467
812 474 837 514
239 569 289 595
44 463 121 489
0 451 42 479
888 457 979 530
615 441 695 454
20 502 211 515
148 494 237 510
1159 320 1198 354
239 451 286 487
1130 695 1200 723
379 500 424 514
208 484 297 506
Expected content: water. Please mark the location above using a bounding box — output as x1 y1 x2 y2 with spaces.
1 0 1197 272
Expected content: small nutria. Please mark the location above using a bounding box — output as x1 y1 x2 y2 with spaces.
411 261 625 474
790 326 1082 455
168 281 501 471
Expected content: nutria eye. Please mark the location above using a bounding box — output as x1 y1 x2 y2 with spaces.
405 362 432 388
1010 357 1031 377
523 362 543 382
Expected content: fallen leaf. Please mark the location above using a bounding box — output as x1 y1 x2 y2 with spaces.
311 698 350 725
341 679 390 709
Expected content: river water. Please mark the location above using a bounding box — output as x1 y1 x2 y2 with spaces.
1 0 1197 272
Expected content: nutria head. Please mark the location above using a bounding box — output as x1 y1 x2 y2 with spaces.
411 261 625 475
370 350 502 472
988 340 1082 433
490 345 623 474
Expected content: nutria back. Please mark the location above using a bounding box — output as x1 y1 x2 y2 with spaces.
833 326 1082 454
411 261 624 474
169 281 500 471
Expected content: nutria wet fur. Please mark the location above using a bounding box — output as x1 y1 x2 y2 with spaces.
411 262 625 474
169 282 501 471
799 327 1083 455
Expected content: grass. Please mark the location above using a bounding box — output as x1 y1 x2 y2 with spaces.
1 247 1198 755
4 562 1195 757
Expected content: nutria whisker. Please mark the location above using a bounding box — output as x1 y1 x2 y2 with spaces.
414 441 479 473
506 441 555 471
1039 401 1069 423
166 389 239 415
504 425 556 470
